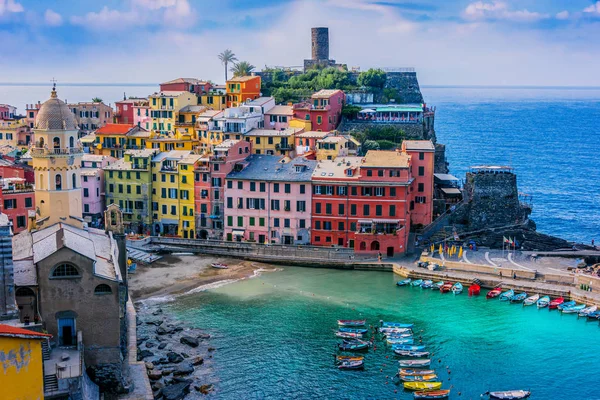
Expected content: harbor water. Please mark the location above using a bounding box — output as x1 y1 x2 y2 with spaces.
166 267 600 399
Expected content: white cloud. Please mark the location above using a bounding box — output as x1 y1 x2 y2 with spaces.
44 9 63 26
463 1 549 22
0 0 23 16
70 6 139 29
556 11 569 20
584 2 600 14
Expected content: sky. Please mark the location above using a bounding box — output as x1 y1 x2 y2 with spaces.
1 0 600 86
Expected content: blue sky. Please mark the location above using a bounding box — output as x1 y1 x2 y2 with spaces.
2 0 600 85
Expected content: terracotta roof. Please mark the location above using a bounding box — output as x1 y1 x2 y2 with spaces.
95 124 136 135
362 150 410 168
0 324 52 339
265 105 293 115
228 76 259 83
161 78 208 85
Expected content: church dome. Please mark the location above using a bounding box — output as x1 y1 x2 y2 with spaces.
35 87 78 131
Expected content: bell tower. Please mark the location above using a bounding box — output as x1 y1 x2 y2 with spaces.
31 84 83 228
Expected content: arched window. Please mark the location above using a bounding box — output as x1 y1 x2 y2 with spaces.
53 137 60 149
51 264 80 278
359 241 367 251
72 173 76 189
55 174 62 190
94 284 112 295
39 137 45 147
39 174 44 190
370 241 380 251
69 136 74 148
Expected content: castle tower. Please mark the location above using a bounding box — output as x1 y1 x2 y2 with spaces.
31 85 83 228
311 27 329 61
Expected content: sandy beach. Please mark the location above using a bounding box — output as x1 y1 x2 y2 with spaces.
129 254 274 300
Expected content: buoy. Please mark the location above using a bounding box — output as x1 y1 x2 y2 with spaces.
458 392 461 396
380 369 383 372
438 359 442 363
394 390 397 393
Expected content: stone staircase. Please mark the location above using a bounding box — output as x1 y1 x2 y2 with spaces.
41 339 50 361
43 374 58 393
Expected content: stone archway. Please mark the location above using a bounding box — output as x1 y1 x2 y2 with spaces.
198 230 208 240
15 287 36 323
370 241 380 251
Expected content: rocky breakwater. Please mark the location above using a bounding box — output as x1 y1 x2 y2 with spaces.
136 306 217 399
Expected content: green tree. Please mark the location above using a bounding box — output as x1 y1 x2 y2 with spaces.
231 61 255 78
358 68 387 89
362 140 380 151
218 49 238 82
341 104 362 119
91 97 103 103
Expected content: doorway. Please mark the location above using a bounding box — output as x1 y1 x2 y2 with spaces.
387 246 394 257
58 318 76 346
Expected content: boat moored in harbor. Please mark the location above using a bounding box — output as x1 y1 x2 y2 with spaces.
523 294 539 306
398 359 431 367
452 282 463 294
468 283 481 296
487 287 503 299
413 389 451 399
403 382 442 391
537 296 550 308
509 292 527 304
211 263 228 269
338 319 366 327
440 282 453 293
482 390 531 399
397 279 412 286
499 289 514 301
549 297 564 309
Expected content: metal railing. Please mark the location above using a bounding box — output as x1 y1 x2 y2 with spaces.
31 147 83 156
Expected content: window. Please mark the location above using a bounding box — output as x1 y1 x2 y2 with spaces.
338 204 344 215
249 217 255 226
250 182 256 191
16 216 26 228
55 174 62 190
297 201 306 212
284 219 290 228
260 182 266 192
323 221 332 230
419 152 425 160
109 184 114 193
350 204 357 216
237 216 243 227
256 137 261 145
315 203 321 214
94 284 112 295
51 264 80 278
325 203 332 215
375 187 385 197
378 170 384 177
118 184 123 193
127 185 131 194
337 186 346 196
3 199 16 209
83 176 88 183
162 205 167 214
418 183 424 192
237 181 243 190
317 116 322 125
299 184 305 194
227 216 233 226
227 181 233 189
259 218 265 227
299 219 306 228
367 170 372 177
338 222 344 231
227 197 233 208
376 205 382 216
390 205 396 216
363 204 370 216
25 197 32 208
415 196 427 204
182 176 187 184
315 221 321 229
273 183 279 193
418 166 425 176
390 187 396 197
171 205 177 215
284 200 291 211
271 200 280 210
83 188 89 197
136 186 141 195
273 218 280 227
284 184 291 194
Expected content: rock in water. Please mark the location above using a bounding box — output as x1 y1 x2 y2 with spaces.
167 352 184 364
162 381 192 400
191 356 204 366
148 370 162 381
158 342 168 350
173 362 194 376
139 350 154 359
199 384 214 394
145 362 154 370
180 336 199 348
197 333 211 340
157 325 172 335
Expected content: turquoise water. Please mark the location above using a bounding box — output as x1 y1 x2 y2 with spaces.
166 267 600 399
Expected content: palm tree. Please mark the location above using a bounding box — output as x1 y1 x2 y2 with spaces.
91 97 103 103
218 49 237 82
231 61 255 78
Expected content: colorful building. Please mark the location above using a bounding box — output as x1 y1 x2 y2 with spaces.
160 78 212 96
244 127 302 157
114 98 147 125
0 118 32 147
295 131 332 158
226 75 261 108
68 101 113 136
264 104 293 130
224 155 316 244
148 91 198 136
93 123 149 158
25 102 42 129
178 153 202 238
147 104 207 152
199 90 227 111
217 102 265 142
0 324 51 400
133 102 152 131
0 175 35 233
196 110 225 152
104 149 158 234
81 154 115 227
293 89 345 131
0 104 17 120
195 140 251 240
402 140 435 227
315 134 360 161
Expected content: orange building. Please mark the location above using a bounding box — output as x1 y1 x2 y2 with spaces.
226 76 261 107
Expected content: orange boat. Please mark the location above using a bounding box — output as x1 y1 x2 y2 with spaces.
414 389 451 399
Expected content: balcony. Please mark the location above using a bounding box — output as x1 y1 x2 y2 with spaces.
122 208 134 214
2 182 34 193
196 166 210 172
31 147 83 157
211 156 226 163
161 165 178 173
276 143 295 151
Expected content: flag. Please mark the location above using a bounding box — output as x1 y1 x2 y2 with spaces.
509 237 514 245
430 244 434 253
503 236 509 244
458 247 463 258
439 244 443 255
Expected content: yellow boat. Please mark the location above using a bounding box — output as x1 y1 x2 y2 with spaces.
335 355 364 362
403 382 442 391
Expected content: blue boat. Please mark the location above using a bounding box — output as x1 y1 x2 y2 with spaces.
557 300 576 310
411 279 423 287
392 344 426 351
384 333 413 339
386 337 415 345
499 289 514 301
586 311 600 320
452 282 463 294
397 279 412 286
537 296 550 308
510 292 527 303
381 321 414 329
561 304 586 314
421 280 433 289
339 327 368 334
433 281 444 289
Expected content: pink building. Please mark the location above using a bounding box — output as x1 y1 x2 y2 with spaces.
264 105 293 131
295 131 331 158
133 104 152 131
224 155 316 244
81 154 116 227
293 89 345 132
160 78 212 96
25 103 42 128
115 98 147 125
402 140 435 227
194 139 252 240
0 104 16 120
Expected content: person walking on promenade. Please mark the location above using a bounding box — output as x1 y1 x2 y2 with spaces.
378 252 382 262
499 270 503 279
513 271 517 280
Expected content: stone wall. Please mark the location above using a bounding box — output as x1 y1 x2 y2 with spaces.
311 27 329 60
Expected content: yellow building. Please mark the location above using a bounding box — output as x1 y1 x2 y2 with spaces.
151 150 200 237
289 118 312 131
315 135 361 161
91 124 149 158
196 110 224 152
244 127 303 157
199 92 226 110
147 105 206 152
148 91 198 135
0 118 32 148
0 324 51 400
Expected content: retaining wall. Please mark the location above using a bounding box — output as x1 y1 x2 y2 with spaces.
419 256 537 280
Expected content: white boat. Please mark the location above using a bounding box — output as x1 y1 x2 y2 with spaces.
399 359 431 367
523 294 539 306
211 263 229 269
483 390 531 399
578 305 598 317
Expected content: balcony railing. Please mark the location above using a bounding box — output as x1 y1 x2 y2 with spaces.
31 147 83 156
196 166 210 172
276 143 294 151
211 156 226 163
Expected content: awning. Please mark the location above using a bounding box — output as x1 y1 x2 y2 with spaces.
434 173 459 181
358 109 376 113
376 106 422 113
358 219 372 224
372 219 400 224
441 188 462 195
232 230 245 236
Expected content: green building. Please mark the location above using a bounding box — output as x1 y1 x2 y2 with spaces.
104 149 158 234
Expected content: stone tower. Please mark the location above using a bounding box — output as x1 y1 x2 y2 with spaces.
311 27 329 61
31 85 83 228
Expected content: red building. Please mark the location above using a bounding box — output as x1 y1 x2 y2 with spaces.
293 89 345 132
194 139 251 240
402 140 435 227
311 143 434 256
160 78 212 97
114 98 147 124
0 162 35 233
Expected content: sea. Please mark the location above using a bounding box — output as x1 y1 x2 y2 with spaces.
3 83 599 243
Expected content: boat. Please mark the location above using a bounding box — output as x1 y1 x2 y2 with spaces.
487 287 503 299
557 300 576 311
403 382 442 391
411 279 424 287
561 304 586 313
549 297 564 309
509 292 527 303
338 319 366 327
384 334 413 341
523 294 540 306
400 374 438 382
386 337 414 345
452 282 463 294
499 289 514 301
433 281 445 289
468 284 481 296
482 390 531 399
586 310 600 319
337 339 370 352
420 280 433 289
211 263 228 269
440 282 453 293
398 359 431 367
336 331 364 339
578 305 597 317
381 321 414 329
394 350 430 357
338 360 364 370
399 369 436 376
413 389 451 399
339 327 368 334
397 279 412 286
537 296 550 308
335 355 363 363
392 344 426 351
379 327 412 334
